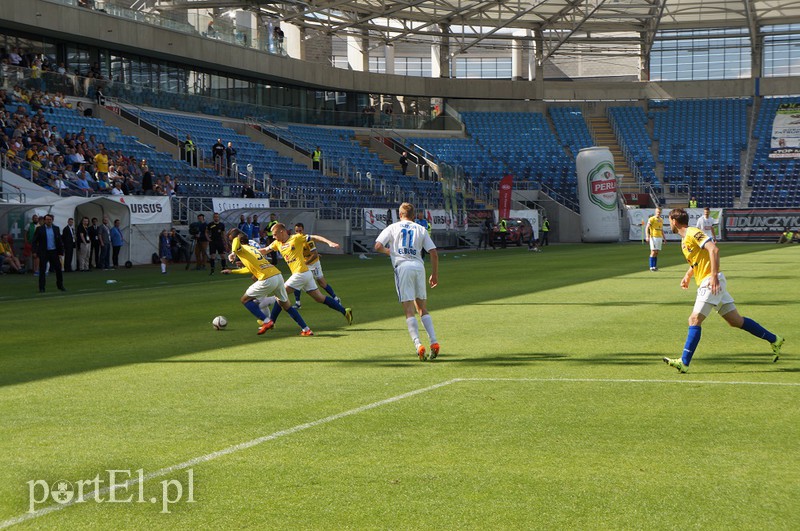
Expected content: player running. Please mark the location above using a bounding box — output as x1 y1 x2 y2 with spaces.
374 202 440 361
222 228 313 336
290 222 342 309
662 208 784 373
646 206 664 271
261 223 353 326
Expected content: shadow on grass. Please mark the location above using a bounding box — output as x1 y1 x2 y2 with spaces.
0 243 787 387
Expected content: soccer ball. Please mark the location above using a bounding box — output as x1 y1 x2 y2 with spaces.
212 315 228 330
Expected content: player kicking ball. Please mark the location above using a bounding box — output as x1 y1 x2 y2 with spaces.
222 228 313 336
662 208 784 373
260 223 353 326
290 222 343 309
374 202 440 361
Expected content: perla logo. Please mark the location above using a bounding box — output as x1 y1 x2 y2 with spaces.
130 204 163 214
587 161 617 211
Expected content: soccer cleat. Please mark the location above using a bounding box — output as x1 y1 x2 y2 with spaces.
771 335 784 362
430 343 440 360
300 328 314 337
257 320 274 335
663 357 688 373
417 344 427 361
344 308 353 325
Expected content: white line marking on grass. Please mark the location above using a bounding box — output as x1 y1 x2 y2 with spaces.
457 377 800 387
0 378 460 529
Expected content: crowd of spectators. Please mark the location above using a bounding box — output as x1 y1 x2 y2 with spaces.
1 85 180 197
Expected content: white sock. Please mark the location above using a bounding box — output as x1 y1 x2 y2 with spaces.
161 263 166 273
421 314 437 343
259 296 276 312
406 316 420 345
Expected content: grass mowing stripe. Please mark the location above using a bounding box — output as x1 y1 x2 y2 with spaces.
0 378 460 529
457 377 800 387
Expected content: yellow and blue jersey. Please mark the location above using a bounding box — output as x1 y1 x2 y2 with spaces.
230 236 281 281
268 233 309 274
681 227 712 286
301 235 319 266
647 215 664 238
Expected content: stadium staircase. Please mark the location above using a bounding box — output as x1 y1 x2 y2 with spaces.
587 116 638 197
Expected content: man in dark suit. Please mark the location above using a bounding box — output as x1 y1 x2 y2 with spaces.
61 217 77 272
33 214 65 293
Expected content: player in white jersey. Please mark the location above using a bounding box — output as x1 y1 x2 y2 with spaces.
375 202 440 361
695 207 717 242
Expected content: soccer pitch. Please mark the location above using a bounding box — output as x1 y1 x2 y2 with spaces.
1 243 798 529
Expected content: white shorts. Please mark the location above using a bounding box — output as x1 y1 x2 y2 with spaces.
285 270 318 292
693 272 736 317
394 261 427 302
308 261 324 279
649 237 663 251
245 274 288 301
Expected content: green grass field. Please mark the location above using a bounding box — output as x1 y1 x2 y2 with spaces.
1 242 798 529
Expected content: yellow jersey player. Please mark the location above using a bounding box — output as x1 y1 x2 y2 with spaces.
221 228 313 336
290 222 342 309
662 209 784 373
261 223 353 326
645 206 664 271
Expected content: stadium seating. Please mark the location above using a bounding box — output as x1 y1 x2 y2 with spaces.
607 106 659 189
748 96 800 207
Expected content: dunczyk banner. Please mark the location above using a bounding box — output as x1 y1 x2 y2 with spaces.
722 208 800 241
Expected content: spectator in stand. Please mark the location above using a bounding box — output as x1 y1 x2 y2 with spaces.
399 151 408 175
242 183 255 198
212 138 225 176
111 219 124 268
61 217 76 272
74 167 91 193
0 233 24 273
274 26 285 55
226 141 237 177
164 175 176 197
140 159 153 195
110 180 124 195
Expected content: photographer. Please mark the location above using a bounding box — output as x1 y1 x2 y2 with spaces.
188 214 208 270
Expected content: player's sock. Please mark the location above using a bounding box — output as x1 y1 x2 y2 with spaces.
740 317 777 343
160 263 166 273
269 303 282 323
406 316 420 344
652 257 658 269
323 296 346 314
286 307 308 329
243 300 267 321
649 257 655 269
681 325 702 366
209 258 215 271
294 289 301 304
420 314 437 343
323 284 337 298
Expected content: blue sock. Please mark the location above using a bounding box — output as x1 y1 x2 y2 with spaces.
324 296 346 314
269 303 282 323
243 300 267 321
653 256 657 268
324 284 337 298
682 326 702 366
741 317 777 344
286 307 308 330
649 257 654 269
294 289 301 303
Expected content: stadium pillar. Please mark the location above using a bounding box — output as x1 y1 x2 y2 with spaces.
432 24 451 78
347 33 369 72
533 29 544 95
385 44 396 75
512 30 533 81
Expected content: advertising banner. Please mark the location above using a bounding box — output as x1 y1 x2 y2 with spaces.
769 102 800 159
498 174 513 221
109 195 171 224
626 208 721 241
722 208 800 241
363 208 395 230
212 198 271 213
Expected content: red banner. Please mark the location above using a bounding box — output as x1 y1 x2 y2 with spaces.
498 174 513 221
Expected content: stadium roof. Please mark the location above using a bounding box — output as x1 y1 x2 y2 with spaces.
153 1 800 61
